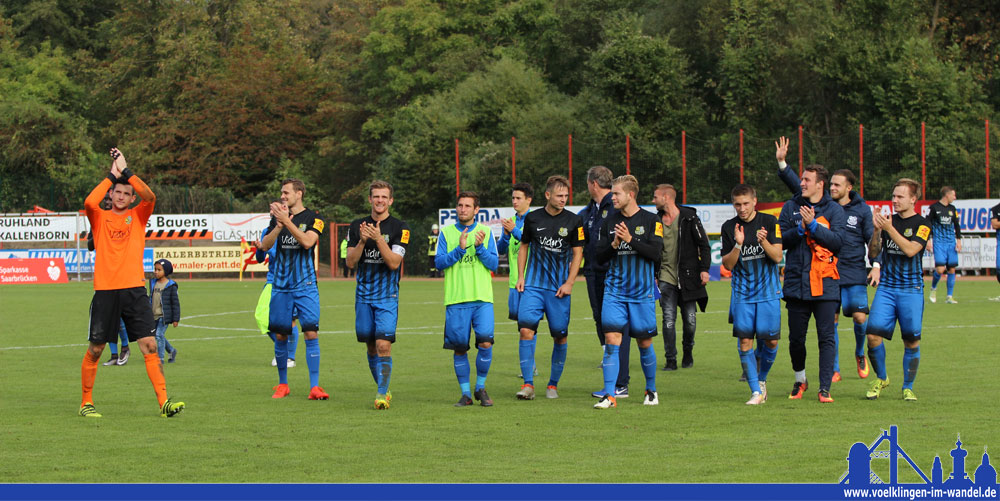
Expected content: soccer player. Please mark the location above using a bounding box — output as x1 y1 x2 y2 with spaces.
652 183 711 372
515 175 584 400
496 182 534 378
79 148 184 418
777 137 874 381
864 178 930 402
593 175 663 409
253 227 300 369
927 186 962 304
436 192 499 407
721 185 783 405
778 164 845 403
346 180 410 409
260 179 326 401
88 192 132 367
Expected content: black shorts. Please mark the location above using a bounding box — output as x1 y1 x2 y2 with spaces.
89 287 156 345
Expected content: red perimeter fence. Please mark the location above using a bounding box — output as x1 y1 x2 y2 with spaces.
454 121 997 206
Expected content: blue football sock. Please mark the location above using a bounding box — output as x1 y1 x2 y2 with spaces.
118 322 129 348
367 353 378 384
854 322 866 358
740 346 760 394
902 347 920 390
869 343 887 380
377 356 392 394
454 353 471 396
946 273 955 296
305 338 320 388
109 342 119 356
275 338 289 384
601 344 620 396
267 332 276 343
518 339 534 386
548 343 567 387
639 345 657 392
931 270 941 289
475 346 492 391
833 326 840 373
288 325 299 359
758 344 778 382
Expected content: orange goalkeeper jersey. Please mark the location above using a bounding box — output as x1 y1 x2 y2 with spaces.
85 177 155 290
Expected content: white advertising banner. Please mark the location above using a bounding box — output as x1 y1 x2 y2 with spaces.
952 199 998 234
212 213 270 242
0 216 78 242
437 204 735 237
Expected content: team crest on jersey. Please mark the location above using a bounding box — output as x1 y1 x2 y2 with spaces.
401 229 410 244
299 223 307 232
917 225 930 240
125 216 132 226
559 227 568 237
635 225 645 235
601 210 608 218
847 215 858 226
383 234 390 243
904 228 912 237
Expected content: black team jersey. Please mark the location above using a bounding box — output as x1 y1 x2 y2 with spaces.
876 214 930 290
268 209 325 291
348 215 411 302
596 208 663 301
927 201 961 245
521 207 584 291
721 212 782 303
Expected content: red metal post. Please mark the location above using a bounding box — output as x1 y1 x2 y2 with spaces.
511 136 516 184
798 125 803 176
858 124 865 198
681 130 687 204
625 135 631 175
739 128 744 184
568 134 574 205
987 120 991 198
921 122 926 200
455 138 460 199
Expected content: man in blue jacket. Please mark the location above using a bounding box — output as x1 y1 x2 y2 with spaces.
777 138 874 382
778 161 846 403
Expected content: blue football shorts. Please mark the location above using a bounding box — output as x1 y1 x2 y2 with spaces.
840 284 870 317
867 287 924 341
517 287 571 337
355 300 399 343
601 295 657 338
729 299 781 340
933 244 959 268
443 301 495 352
268 285 319 335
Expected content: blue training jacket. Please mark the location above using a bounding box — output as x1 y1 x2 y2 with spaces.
778 166 873 286
778 191 846 302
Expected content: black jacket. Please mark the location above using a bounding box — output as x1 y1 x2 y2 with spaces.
148 278 181 324
659 205 711 311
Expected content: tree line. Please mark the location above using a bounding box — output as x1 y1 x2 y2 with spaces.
2 0 996 232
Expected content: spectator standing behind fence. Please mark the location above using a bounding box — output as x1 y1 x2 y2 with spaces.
340 237 350 278
927 187 962 304
88 191 132 367
651 184 710 371
428 224 440 278
149 259 179 364
778 164 845 403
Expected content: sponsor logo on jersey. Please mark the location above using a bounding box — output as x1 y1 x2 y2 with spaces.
774 223 782 239
916 225 930 240
401 229 410 244
654 222 663 237
537 236 565 251
559 227 568 237
576 226 584 240
313 219 325 233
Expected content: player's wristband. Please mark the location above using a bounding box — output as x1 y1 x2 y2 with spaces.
106 173 119 184
120 167 134 181
872 262 881 269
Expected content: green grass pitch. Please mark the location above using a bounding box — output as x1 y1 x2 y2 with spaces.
0 278 997 483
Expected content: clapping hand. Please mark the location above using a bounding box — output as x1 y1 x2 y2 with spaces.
501 217 515 233
800 205 815 229
474 230 486 247
734 224 745 246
